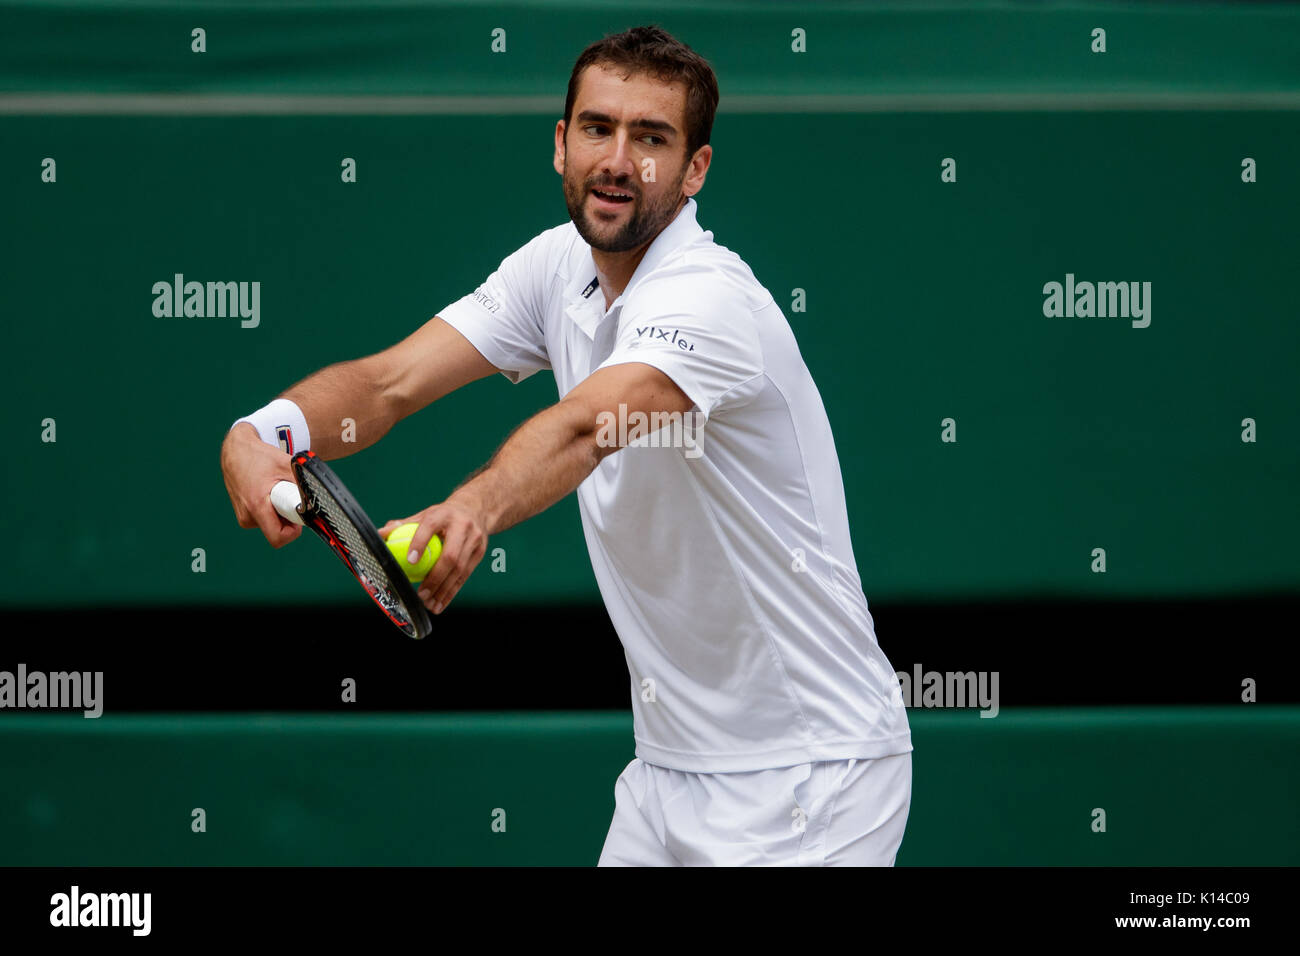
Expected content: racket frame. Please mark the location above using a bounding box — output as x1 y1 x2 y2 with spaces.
285 450 433 640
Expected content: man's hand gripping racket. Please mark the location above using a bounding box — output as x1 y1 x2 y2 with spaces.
270 450 434 639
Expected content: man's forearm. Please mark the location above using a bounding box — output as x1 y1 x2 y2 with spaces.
449 399 603 535
280 356 396 459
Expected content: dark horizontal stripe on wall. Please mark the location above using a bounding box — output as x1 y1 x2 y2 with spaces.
0 595 1295 711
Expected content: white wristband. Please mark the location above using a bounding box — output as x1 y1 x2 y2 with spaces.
232 398 311 454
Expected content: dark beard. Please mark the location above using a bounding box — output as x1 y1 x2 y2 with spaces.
563 165 687 253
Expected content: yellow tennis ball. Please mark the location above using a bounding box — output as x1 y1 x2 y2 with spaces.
384 523 442 583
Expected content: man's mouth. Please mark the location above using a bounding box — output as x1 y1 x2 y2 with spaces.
591 187 634 206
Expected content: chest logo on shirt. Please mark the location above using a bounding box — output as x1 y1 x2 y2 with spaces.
635 326 695 352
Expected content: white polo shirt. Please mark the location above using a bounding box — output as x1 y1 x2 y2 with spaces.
437 197 912 772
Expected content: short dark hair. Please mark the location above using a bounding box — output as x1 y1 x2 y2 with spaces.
564 25 719 161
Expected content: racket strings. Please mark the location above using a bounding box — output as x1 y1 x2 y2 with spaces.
300 469 414 625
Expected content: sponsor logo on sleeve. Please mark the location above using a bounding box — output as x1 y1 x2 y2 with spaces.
471 286 502 314
635 326 695 351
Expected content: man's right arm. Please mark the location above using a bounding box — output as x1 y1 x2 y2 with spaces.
279 315 497 459
222 316 498 546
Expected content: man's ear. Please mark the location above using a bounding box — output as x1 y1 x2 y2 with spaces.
683 144 712 198
553 120 566 176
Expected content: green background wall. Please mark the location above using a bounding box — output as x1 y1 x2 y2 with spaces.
2 1 1297 608
2 708 1296 865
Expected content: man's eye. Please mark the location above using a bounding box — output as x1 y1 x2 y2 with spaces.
584 126 662 146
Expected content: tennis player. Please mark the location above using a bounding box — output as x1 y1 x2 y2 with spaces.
222 25 912 866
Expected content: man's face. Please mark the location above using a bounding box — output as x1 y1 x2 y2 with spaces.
556 63 695 254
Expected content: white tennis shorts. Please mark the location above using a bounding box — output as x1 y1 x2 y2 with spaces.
597 751 912 866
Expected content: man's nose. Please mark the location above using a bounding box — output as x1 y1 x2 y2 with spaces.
599 131 637 176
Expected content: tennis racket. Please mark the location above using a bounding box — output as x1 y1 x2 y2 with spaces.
270 450 433 639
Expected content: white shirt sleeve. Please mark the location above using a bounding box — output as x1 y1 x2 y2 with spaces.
436 233 551 384
593 265 764 421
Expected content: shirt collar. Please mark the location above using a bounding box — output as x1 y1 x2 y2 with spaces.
565 196 704 340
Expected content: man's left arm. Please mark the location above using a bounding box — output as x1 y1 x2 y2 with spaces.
378 361 694 614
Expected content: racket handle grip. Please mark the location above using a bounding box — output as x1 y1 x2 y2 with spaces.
270 480 304 526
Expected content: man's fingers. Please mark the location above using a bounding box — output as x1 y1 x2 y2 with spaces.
253 501 300 549
429 541 485 614
384 501 488 614
407 511 446 561
250 502 281 545
429 571 466 615
424 522 486 613
418 516 466 598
